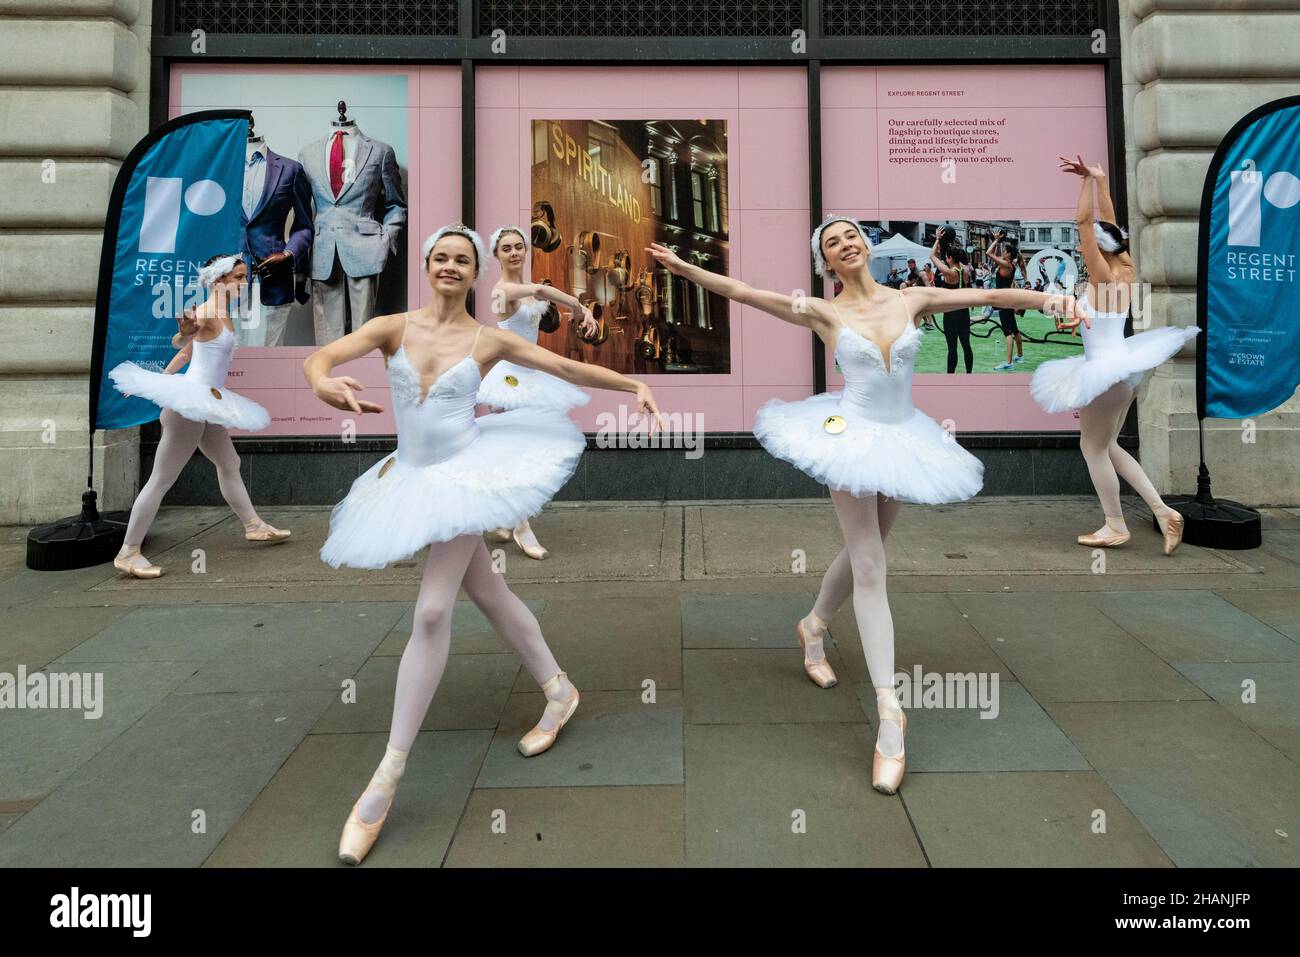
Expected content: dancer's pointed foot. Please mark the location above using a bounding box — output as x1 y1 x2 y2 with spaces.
339 745 407 866
518 672 578 756
512 520 549 561
113 545 162 579
796 612 838 689
872 687 907 795
488 527 512 543
1077 516 1130 548
1154 506 1185 555
244 519 291 543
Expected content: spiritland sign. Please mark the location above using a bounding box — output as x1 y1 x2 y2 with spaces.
548 120 643 224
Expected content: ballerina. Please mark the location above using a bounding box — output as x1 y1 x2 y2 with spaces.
1031 156 1198 554
477 224 598 560
108 254 290 579
305 222 661 865
647 217 1072 794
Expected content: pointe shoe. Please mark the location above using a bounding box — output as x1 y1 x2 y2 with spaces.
1076 528 1130 548
872 707 908 795
338 799 387 866
244 521 291 543
518 673 579 757
796 617 838 689
512 526 549 561
113 554 163 579
1160 510 1185 556
488 527 513 543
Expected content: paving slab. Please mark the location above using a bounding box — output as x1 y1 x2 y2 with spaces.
853 681 1090 773
475 689 683 789
0 689 332 868
902 771 1174 867
512 595 682 692
950 592 1208 702
373 599 545 656
170 602 407 693
1260 529 1300 566
444 786 684 867
0 660 200 803
1173 661 1300 763
311 653 519 733
1089 590 1300 663
1216 588 1300 644
680 592 817 648
204 730 490 867
1046 700 1300 867
684 722 927 867
683 649 865 725
0 604 133 673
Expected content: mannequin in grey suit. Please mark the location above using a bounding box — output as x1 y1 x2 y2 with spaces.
299 121 407 344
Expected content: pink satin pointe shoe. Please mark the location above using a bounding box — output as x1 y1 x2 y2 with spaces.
338 799 388 866
1076 527 1130 548
796 616 838 689
518 672 579 757
512 524 549 561
872 704 908 795
113 547 162 579
244 521 291 543
1159 510 1185 556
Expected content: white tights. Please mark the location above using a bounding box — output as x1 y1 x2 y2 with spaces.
1078 383 1172 533
358 534 565 823
805 490 905 756
123 409 259 547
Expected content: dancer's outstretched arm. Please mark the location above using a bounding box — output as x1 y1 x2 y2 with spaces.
491 280 596 336
1061 154 1113 284
909 284 1080 325
643 242 835 336
485 328 663 428
303 313 403 414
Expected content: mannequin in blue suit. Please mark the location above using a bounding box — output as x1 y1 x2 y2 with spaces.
241 133 314 346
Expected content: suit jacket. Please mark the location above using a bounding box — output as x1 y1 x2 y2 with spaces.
298 131 408 281
240 148 314 306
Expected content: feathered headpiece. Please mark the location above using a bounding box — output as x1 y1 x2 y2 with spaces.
1094 221 1129 253
489 224 530 257
197 254 242 289
422 222 487 276
811 214 872 278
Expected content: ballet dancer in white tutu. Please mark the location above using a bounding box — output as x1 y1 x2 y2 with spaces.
1031 156 1198 554
478 224 598 560
305 222 661 865
109 254 290 578
647 217 1073 794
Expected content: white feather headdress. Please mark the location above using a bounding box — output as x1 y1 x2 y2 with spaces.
422 222 488 276
811 214 872 278
197 255 241 289
1094 221 1129 253
489 224 530 257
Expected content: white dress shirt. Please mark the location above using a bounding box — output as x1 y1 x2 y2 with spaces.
243 141 268 219
324 125 361 193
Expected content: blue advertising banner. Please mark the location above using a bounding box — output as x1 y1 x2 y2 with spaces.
89 110 250 431
1199 96 1300 419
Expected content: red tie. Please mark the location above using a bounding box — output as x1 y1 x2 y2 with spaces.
329 130 345 198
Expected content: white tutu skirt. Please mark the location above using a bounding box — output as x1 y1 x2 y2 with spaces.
321 407 585 569
108 362 270 431
753 394 984 504
477 360 591 412
1029 326 1199 413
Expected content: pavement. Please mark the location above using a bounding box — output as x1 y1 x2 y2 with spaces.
1 496 1298 868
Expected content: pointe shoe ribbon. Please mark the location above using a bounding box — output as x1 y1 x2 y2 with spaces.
1161 510 1185 556
872 706 908 795
796 617 838 689
245 522 291 542
338 799 387 866
1076 528 1130 548
488 527 513 543
518 672 579 757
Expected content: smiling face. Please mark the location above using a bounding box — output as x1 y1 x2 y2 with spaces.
426 234 477 293
495 230 527 269
820 220 869 279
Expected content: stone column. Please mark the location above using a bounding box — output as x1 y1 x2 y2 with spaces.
0 0 150 523
1124 0 1300 505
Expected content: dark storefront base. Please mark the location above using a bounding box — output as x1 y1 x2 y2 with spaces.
141 433 1130 506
